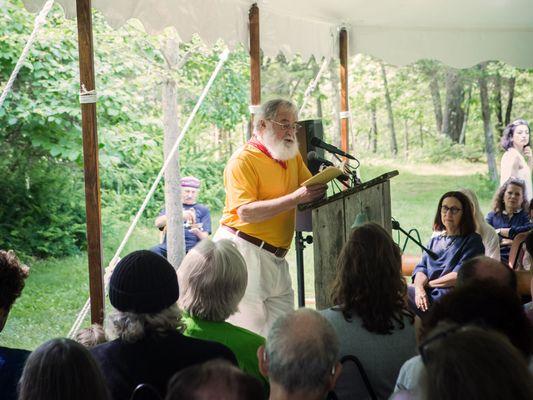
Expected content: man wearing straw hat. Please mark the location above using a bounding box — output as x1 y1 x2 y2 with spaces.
151 176 211 258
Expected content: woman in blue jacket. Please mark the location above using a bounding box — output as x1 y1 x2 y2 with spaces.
410 191 484 315
486 177 533 263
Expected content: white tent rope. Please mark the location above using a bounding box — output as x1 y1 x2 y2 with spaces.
0 0 55 109
298 57 329 116
67 48 230 338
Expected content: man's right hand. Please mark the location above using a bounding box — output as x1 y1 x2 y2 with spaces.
293 184 327 205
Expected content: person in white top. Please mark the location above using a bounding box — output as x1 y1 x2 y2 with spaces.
458 188 500 260
500 119 532 201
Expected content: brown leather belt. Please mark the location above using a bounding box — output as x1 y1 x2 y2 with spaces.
222 225 289 258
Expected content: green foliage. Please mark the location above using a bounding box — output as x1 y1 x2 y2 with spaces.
180 149 227 210
0 156 86 258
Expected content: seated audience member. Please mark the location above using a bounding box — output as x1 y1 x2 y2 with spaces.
91 250 237 400
165 359 264 400
258 309 341 400
419 323 533 400
394 281 533 395
410 191 484 316
321 223 416 400
459 188 500 260
486 177 533 263
18 338 110 400
151 176 211 258
178 239 268 390
456 255 517 290
75 324 107 348
0 250 30 400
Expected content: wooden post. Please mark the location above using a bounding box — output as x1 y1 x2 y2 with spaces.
75 0 105 325
249 3 260 139
339 28 349 153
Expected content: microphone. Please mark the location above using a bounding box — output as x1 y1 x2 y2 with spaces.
391 219 438 260
310 137 356 160
307 151 350 183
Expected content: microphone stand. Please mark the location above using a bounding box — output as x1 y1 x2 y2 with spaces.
391 219 438 260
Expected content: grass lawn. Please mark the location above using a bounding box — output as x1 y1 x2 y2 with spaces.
2 160 497 350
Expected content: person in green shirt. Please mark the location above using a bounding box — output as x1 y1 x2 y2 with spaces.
178 238 269 392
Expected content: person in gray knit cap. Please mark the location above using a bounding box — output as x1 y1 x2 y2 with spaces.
90 250 237 400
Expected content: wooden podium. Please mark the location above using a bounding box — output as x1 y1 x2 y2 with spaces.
299 171 398 309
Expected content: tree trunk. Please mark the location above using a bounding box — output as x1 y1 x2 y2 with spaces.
478 63 498 182
505 76 516 126
429 73 443 133
370 102 378 153
442 68 465 142
493 72 503 134
316 94 323 119
380 62 397 156
420 61 443 133
459 84 472 145
162 36 185 268
419 123 424 147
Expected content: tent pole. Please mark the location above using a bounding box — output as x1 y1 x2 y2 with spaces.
249 3 260 139
75 0 105 325
339 28 349 153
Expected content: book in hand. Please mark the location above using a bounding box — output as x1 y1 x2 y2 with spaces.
301 166 343 187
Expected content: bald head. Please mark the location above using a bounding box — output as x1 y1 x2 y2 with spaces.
458 256 517 291
264 309 339 396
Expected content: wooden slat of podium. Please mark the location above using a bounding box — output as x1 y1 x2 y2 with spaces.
402 254 531 297
308 171 398 309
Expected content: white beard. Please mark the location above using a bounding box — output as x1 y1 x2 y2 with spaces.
262 128 300 161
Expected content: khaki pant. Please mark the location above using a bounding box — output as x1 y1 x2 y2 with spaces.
214 228 294 337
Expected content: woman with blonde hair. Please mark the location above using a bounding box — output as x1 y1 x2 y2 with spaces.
458 188 500 260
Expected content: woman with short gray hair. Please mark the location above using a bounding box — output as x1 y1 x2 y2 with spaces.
178 239 268 392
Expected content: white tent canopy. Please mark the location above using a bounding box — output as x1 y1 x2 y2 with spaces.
23 0 533 68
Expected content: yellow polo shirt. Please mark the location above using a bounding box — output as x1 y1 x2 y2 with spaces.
220 145 312 248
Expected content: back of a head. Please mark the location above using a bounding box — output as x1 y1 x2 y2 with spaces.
75 324 107 348
107 250 181 342
457 256 516 291
423 280 533 359
18 338 110 400
0 250 28 312
420 324 533 400
331 223 409 334
165 359 263 400
178 239 247 322
266 309 339 397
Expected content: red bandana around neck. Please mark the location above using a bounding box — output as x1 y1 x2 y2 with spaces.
247 137 287 169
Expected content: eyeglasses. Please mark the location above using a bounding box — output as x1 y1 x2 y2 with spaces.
419 323 487 365
268 120 301 132
440 205 462 215
419 324 461 365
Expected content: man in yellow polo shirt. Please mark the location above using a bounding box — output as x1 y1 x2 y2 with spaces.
215 99 327 336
